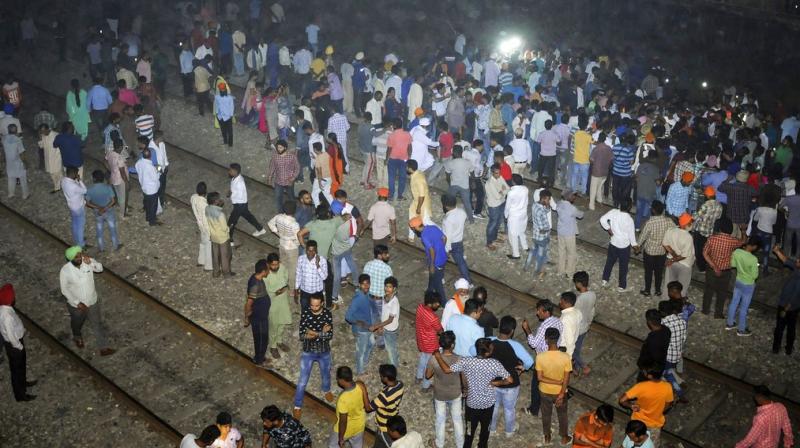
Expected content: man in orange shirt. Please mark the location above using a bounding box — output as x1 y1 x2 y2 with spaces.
618 365 674 447
572 404 614 448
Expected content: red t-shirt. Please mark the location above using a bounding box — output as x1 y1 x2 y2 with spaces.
438 132 454 159
500 161 512 181
415 303 443 353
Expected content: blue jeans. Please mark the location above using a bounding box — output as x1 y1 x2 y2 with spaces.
635 197 652 230
529 141 541 175
448 186 474 220
353 330 373 375
486 204 504 246
663 361 684 398
727 280 756 332
435 397 465 448
233 52 245 76
416 351 432 388
570 162 589 194
332 249 359 301
490 386 520 435
756 230 773 273
94 209 119 251
383 329 399 367
70 208 86 247
524 237 550 273
369 297 384 347
449 242 472 283
387 159 407 199
572 332 587 370
293 351 332 408
428 266 447 307
274 184 295 214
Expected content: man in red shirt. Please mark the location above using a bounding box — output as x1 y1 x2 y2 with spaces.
415 290 442 391
702 217 745 318
438 124 454 166
736 385 793 448
386 118 412 201
494 151 512 183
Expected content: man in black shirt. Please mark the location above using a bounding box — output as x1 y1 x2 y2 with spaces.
637 309 671 379
293 293 334 420
772 247 800 355
489 316 530 438
473 287 499 337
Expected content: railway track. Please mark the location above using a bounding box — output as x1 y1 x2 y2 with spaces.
14 75 799 447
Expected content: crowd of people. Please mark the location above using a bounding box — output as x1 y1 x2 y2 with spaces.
0 0 798 447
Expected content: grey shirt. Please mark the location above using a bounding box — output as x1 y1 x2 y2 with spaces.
636 161 660 200
445 157 472 189
427 352 462 401
358 122 375 154
2 134 25 177
556 200 583 236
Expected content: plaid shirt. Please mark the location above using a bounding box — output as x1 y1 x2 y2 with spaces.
638 215 675 256
527 316 563 354
267 152 300 187
531 203 551 241
268 214 300 250
265 412 313 448
703 233 742 271
327 113 350 151
33 110 57 131
735 402 794 448
295 254 328 293
719 181 756 224
661 314 686 363
665 182 691 216
363 259 392 297
692 199 723 237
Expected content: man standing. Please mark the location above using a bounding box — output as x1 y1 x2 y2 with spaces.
194 56 213 116
572 272 596 376
206 192 234 277
663 213 695 297
85 170 120 252
425 331 464 448
38 123 62 193
268 200 300 296
535 120 561 183
264 253 292 360
294 293 334 420
638 201 676 297
410 118 442 182
521 299 563 418
665 172 694 218
702 218 743 318
525 189 552 279
328 110 351 172
363 245 393 349
228 163 267 241
294 240 328 310
488 316 533 438
245 259 272 369
409 217 448 307
600 198 639 292
508 128 532 175
330 366 367 448
659 299 687 402
735 385 794 448
61 167 87 246
346 274 374 377
771 246 800 355
619 365 674 447
386 118 412 201
485 164 509 250
364 188 397 246
556 190 583 278
191 182 213 272
87 77 112 135
0 284 36 401
369 277 401 366
444 146 475 221
726 238 761 336
558 292 583 360
362 364 406 448
3 124 29 200
407 160 432 240
536 327 572 447
505 174 529 259
135 147 160 226
260 405 313 448
59 246 115 356
446 299 485 357
718 170 757 234
692 186 723 272
415 291 442 389
442 195 472 283
637 309 671 373
588 132 613 210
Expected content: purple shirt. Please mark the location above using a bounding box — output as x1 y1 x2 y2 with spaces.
537 129 561 157
553 123 571 150
327 73 343 101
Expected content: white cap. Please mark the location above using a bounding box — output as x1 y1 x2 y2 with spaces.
454 278 470 290
490 52 498 60
355 51 364 61
419 117 431 126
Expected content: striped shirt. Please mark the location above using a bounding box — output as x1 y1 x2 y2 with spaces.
134 114 155 139
371 381 404 432
611 144 636 177
498 71 513 88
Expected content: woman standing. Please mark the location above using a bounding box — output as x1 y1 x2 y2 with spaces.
66 79 90 140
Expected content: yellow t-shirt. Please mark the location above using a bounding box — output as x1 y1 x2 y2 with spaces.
409 171 431 219
311 58 326 78
535 350 572 395
573 130 592 164
625 380 674 428
334 387 366 439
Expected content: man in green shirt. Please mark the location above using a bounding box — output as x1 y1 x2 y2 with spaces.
774 136 794 175
297 206 347 308
726 238 761 336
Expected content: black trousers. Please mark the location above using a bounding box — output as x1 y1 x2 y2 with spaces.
158 168 168 208
692 232 708 272
773 309 798 354
251 318 270 364
4 341 27 401
470 176 485 215
464 405 494 448
143 192 158 225
611 174 633 208
702 269 732 318
181 73 193 97
219 117 233 146
643 252 666 293
527 370 541 415
196 90 212 115
324 259 333 308
228 203 263 240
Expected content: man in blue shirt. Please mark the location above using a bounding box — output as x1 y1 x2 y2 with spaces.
87 78 112 136
345 274 374 376
611 133 637 208
447 299 485 357
53 122 83 172
410 216 448 306
214 85 235 147
85 170 120 251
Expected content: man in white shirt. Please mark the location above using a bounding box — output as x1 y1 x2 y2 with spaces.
149 131 169 208
179 425 220 448
268 201 301 297
0 283 36 401
62 167 88 247
572 271 596 376
504 175 529 259
442 195 472 284
663 213 695 297
227 163 267 243
483 54 500 88
59 246 115 356
441 278 470 328
191 182 212 271
134 147 161 226
558 292 583 357
599 198 639 292
529 105 553 175
410 118 442 182
485 163 509 250
365 91 384 126
509 128 532 175
179 46 195 97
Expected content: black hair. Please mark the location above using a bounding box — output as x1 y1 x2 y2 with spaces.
472 286 487 301
276 139 288 149
512 174 524 185
283 200 297 214
544 327 560 342
309 292 324 304
384 276 398 288
539 189 552 199
373 245 389 258
207 192 221 204
199 425 221 443
386 415 407 435
255 259 268 273
442 194 457 209
596 404 614 423
334 189 347 199
406 159 418 171
358 273 371 284
667 281 683 293
650 200 665 215
463 298 483 315
625 420 647 437
424 290 440 305
645 309 662 325
379 364 397 381
229 163 242 173
560 291 577 306
498 315 516 335
196 182 207 195
336 365 353 381
91 170 105 183
474 338 493 356
266 253 280 263
572 271 589 287
536 299 555 315
746 237 762 250
619 197 632 212
754 384 772 398
260 405 281 421
439 331 455 349
306 239 318 249
216 411 232 425
70 78 81 107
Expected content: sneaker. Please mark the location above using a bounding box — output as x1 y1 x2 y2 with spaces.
472 214 486 220
617 287 629 293
725 324 737 331
639 289 650 297
252 229 267 237
601 280 609 287
737 329 753 337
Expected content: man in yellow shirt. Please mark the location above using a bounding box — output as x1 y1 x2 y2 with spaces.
570 116 592 194
331 366 367 448
618 365 674 447
407 160 432 241
536 327 573 446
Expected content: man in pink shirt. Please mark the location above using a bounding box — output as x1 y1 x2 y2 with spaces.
536 119 561 183
117 79 139 106
386 118 412 201
735 385 793 448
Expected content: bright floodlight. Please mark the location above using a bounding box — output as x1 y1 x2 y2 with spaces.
701 81 708 88
499 36 522 55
